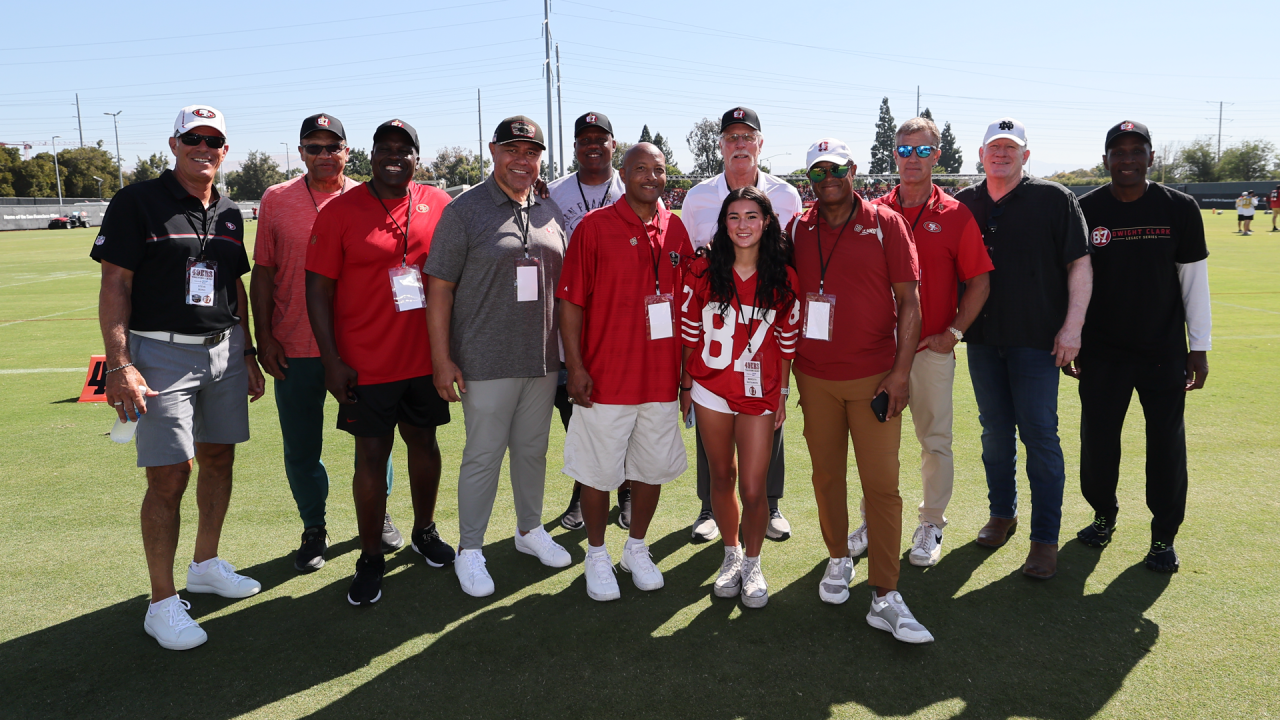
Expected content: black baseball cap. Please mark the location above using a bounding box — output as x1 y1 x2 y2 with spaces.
300 113 345 142
492 115 546 149
574 112 612 138
373 119 419 152
721 106 761 132
1105 120 1151 150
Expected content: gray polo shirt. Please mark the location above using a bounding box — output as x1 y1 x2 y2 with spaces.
425 174 566 381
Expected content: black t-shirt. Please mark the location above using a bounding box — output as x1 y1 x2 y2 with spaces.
90 170 248 335
956 176 1092 351
1078 182 1207 359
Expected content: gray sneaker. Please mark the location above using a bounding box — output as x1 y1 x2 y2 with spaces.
740 557 768 609
691 509 720 543
713 546 743 598
866 590 934 644
381 513 403 553
818 556 853 605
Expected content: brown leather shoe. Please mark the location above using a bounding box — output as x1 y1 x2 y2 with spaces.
1022 541 1059 579
975 517 1018 548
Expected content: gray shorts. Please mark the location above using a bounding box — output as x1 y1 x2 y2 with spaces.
128 325 250 467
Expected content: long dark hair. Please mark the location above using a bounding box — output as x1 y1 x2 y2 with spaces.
702 186 795 317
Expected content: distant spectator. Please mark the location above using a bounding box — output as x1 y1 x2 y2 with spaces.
1235 191 1256 235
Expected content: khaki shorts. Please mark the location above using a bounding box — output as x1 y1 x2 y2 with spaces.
562 401 687 491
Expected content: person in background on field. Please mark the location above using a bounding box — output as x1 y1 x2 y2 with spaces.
1071 120 1210 573
558 143 691 602
546 111 631 532
681 186 800 609
791 138 931 643
955 117 1093 581
679 106 803 544
253 113 404 573
425 115 572 598
305 119 457 606
1270 185 1280 231
92 104 265 650
1235 191 1255 235
868 116 992 568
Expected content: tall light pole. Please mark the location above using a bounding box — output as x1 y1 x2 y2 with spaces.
281 142 291 175
104 111 124 190
51 136 63 204
542 0 555 182
92 176 103 199
555 43 564 179
762 152 790 172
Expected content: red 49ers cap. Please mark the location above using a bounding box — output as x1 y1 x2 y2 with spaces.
1104 120 1151 150
492 115 546 149
300 113 346 142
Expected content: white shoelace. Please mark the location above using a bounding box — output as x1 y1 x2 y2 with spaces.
464 551 488 581
913 526 935 553
628 544 656 571
718 550 742 580
742 561 766 596
212 558 247 584
588 552 616 582
163 598 199 632
531 529 560 556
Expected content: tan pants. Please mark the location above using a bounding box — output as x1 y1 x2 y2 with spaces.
796 370 902 590
908 349 955 528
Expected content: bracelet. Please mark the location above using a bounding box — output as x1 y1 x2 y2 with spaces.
244 347 258 357
105 362 134 375
680 386 692 392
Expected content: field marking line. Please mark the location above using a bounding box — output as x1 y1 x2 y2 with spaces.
0 304 98 328
1215 335 1280 340
0 271 96 289
0 368 83 375
1212 301 1280 315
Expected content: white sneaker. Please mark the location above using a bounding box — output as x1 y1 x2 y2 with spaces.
619 541 664 591
185 558 261 599
765 508 791 540
909 521 944 567
848 521 868 557
584 550 620 601
143 595 207 651
867 590 934 644
455 548 495 597
740 557 768 608
713 546 743 598
818 556 853 605
514 526 571 568
691 509 720 542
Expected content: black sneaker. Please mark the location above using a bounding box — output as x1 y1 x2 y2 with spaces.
1145 541 1180 573
560 500 585 531
347 554 385 606
381 512 404 554
411 522 456 568
295 526 328 572
616 489 632 530
1076 515 1117 548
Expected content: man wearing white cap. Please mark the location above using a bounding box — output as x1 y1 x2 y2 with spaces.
955 118 1092 580
680 107 803 543
92 105 266 650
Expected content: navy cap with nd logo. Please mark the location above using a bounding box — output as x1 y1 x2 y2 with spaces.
492 115 546 149
1105 120 1151 150
374 119 419 152
720 106 761 132
300 113 346 142
574 112 612 138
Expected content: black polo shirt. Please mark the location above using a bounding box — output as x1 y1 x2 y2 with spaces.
1078 182 1206 360
90 169 248 335
956 176 1091 351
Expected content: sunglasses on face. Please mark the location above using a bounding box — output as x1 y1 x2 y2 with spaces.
896 145 936 158
722 133 759 144
807 164 852 183
302 143 345 155
176 133 225 149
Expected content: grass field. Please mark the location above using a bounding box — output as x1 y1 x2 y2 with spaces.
1 211 1277 719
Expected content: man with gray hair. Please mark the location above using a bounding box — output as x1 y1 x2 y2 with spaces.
955 118 1092 580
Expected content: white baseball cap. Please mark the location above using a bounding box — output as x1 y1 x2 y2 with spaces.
983 117 1026 147
174 105 227 137
806 138 855 170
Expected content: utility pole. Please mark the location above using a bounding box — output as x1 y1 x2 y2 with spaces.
75 93 84 147
555 43 565 179
51 136 63 204
542 0 555 183
281 142 291 174
477 89 485 186
104 111 124 190
916 86 920 117
1206 100 1233 162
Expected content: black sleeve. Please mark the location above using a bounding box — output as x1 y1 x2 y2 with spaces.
1174 193 1208 264
1058 189 1092 266
89 188 146 270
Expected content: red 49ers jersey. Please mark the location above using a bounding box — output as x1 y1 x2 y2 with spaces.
680 257 800 415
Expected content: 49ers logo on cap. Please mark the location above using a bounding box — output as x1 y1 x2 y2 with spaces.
585 114 597 123
924 221 942 233
1120 121 1135 131
389 120 404 127
511 121 535 138
998 120 1014 131
193 108 216 119
732 109 745 119
818 141 829 152
1091 227 1111 247
317 116 330 127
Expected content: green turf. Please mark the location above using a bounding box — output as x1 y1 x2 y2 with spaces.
1 212 1277 719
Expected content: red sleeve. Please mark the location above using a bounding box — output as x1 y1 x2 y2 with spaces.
253 187 276 267
304 201 344 280
555 213 595 306
681 259 706 349
952 205 994 282
775 266 802 359
879 207 919 283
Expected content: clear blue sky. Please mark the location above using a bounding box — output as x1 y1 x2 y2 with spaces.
2 0 1273 178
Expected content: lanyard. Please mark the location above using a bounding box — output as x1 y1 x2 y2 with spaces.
183 202 214 261
305 175 347 213
510 194 533 258
576 172 613 215
815 203 856 295
641 214 664 295
730 272 763 354
897 193 929 233
370 185 412 267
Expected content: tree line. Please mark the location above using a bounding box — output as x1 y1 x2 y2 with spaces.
1043 138 1279 186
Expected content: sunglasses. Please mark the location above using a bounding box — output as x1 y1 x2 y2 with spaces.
896 145 936 158
722 132 759 144
986 204 1005 234
807 164 852 183
302 143 346 155
176 133 225 149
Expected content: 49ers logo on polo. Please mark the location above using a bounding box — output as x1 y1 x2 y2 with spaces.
923 221 942 233
317 116 330 127
733 109 745 119
193 108 216 119
511 121 534 138
1091 227 1111 247
416 204 429 213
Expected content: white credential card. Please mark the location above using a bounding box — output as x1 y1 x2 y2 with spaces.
805 299 830 341
516 264 539 302
648 301 673 339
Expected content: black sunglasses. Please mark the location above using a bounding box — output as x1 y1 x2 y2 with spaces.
302 143 345 155
896 144 936 158
176 132 225 149
986 203 1005 235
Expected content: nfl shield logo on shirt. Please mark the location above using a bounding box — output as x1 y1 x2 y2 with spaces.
1091 227 1112 247
94 235 105 245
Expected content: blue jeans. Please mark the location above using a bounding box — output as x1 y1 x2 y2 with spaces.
966 344 1065 544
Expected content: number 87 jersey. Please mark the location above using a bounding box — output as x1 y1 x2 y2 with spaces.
680 257 801 415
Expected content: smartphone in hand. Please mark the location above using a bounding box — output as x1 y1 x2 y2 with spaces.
871 391 889 423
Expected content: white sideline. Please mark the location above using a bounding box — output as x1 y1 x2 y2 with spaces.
0 368 83 375
0 304 98 327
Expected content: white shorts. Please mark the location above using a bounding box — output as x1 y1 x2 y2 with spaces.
691 380 772 416
563 401 688 491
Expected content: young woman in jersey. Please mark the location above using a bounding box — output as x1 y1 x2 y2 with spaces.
680 186 800 608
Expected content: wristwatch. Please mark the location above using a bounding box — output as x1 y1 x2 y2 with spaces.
780 387 790 396
947 326 964 342
244 347 258 357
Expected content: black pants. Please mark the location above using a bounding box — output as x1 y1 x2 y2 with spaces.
1078 347 1188 544
695 423 785 512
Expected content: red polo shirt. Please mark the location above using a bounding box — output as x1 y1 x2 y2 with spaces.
556 196 694 405
792 199 919 381
873 184 993 345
